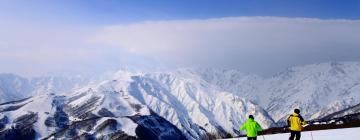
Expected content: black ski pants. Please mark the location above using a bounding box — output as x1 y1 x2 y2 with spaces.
247 137 257 140
289 130 301 140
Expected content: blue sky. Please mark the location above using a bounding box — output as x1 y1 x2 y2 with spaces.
0 0 360 76
2 0 360 24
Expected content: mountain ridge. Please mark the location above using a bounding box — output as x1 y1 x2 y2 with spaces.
1 61 360 139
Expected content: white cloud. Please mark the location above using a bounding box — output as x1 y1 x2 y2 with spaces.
0 22 161 76
0 23 110 76
91 17 360 75
1 17 360 76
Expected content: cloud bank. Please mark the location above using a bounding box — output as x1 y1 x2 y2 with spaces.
1 17 360 76
91 17 360 75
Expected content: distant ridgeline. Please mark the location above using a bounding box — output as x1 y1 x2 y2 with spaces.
0 94 187 140
1 62 360 139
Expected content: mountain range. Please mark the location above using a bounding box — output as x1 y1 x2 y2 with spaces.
1 61 360 139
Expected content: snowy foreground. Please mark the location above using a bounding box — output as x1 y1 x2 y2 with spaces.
219 127 360 140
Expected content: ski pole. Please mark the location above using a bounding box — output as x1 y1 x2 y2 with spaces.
310 131 314 140
262 135 266 140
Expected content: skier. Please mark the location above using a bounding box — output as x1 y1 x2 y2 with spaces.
288 109 306 140
240 115 263 140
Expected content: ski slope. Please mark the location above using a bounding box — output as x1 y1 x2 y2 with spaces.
220 127 360 140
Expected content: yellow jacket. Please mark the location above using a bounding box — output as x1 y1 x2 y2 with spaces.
287 113 306 131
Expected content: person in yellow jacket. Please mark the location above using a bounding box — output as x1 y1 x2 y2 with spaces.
287 109 306 140
240 115 263 140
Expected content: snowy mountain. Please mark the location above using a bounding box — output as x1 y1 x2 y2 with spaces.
0 74 32 103
192 68 264 103
193 62 360 124
0 89 185 139
30 75 93 95
319 102 360 120
1 61 360 139
0 74 94 103
131 70 275 138
0 70 274 139
265 62 360 122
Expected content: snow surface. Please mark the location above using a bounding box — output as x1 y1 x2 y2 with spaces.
1 94 55 138
59 71 274 139
193 62 360 122
0 74 32 102
132 70 275 139
219 127 360 140
1 61 360 139
1 69 272 139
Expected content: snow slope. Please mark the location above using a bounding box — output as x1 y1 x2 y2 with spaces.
30 75 92 95
131 70 275 139
1 70 270 139
219 127 360 140
0 74 32 103
193 68 264 103
193 62 360 123
265 62 360 122
1 61 360 139
0 87 185 140
0 74 94 103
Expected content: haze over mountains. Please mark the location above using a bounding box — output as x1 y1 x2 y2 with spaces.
1 61 360 139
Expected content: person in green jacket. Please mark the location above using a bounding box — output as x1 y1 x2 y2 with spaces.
240 115 263 140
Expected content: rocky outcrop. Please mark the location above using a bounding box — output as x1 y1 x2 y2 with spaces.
128 113 187 140
0 112 38 140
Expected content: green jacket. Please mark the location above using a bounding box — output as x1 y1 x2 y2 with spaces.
240 118 263 137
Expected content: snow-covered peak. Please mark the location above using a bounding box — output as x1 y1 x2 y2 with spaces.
265 61 360 121
167 62 360 125
127 71 275 138
30 75 91 94
1 61 360 139
0 74 97 104
0 74 32 103
187 68 264 103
